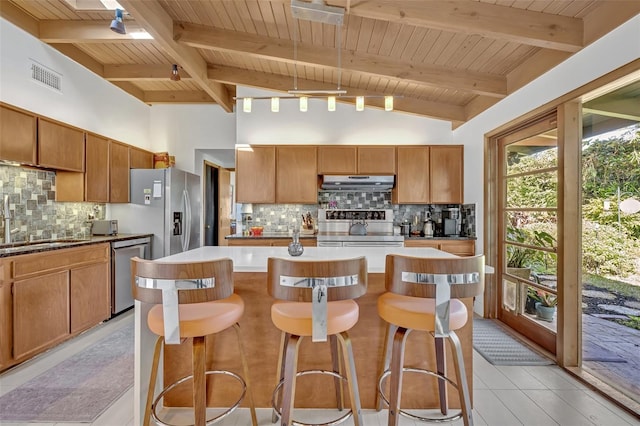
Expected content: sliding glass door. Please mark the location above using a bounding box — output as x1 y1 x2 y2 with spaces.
498 113 559 354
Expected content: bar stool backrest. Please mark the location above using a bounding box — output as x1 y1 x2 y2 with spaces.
385 254 484 337
131 256 234 305
267 256 368 302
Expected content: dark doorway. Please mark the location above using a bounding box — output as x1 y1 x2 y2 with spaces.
204 163 219 246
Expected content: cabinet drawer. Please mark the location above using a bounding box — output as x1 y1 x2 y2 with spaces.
11 244 110 279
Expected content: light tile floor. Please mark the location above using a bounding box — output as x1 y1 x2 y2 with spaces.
1 312 638 426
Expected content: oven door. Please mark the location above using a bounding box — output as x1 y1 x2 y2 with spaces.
342 241 404 247
317 241 343 247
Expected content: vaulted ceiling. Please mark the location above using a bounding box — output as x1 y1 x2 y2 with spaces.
2 1 639 128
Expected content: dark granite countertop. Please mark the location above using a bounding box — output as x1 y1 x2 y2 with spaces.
0 233 153 258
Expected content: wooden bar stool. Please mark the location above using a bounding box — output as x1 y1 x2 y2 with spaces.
267 256 368 426
376 254 484 426
131 257 257 426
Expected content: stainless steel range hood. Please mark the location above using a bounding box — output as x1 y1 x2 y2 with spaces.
320 175 395 191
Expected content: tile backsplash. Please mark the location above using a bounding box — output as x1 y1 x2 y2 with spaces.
244 190 476 236
1 165 105 243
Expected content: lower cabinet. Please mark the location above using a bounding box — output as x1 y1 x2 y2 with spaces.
0 243 110 371
404 239 475 256
13 270 69 360
227 238 317 247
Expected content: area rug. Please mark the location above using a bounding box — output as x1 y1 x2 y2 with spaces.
473 319 554 366
0 322 134 422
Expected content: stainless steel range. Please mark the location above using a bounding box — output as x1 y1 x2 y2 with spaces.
317 209 404 247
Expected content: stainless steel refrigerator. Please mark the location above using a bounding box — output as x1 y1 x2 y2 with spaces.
109 168 201 259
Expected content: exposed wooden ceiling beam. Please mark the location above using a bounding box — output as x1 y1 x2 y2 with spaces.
175 23 507 98
337 0 584 52
143 91 214 104
49 44 105 77
116 0 233 112
0 1 39 37
104 64 191 80
111 81 145 102
40 20 150 42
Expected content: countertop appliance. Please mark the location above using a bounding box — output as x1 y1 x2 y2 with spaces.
91 219 118 236
111 236 151 315
317 209 404 247
109 168 201 259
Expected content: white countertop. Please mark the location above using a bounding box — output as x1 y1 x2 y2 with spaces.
159 246 457 274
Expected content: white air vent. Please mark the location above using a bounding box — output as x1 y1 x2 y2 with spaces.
30 60 62 92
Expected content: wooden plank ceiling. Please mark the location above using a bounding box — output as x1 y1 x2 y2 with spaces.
1 0 639 127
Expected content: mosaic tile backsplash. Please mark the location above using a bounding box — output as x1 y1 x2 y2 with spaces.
244 190 476 236
1 165 105 243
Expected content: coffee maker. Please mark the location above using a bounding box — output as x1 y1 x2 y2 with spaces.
443 208 460 236
432 211 444 237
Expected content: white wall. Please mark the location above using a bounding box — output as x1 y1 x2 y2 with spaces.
0 18 151 149
236 87 453 145
149 104 236 174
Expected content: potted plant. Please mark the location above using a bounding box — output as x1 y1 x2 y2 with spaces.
532 291 558 322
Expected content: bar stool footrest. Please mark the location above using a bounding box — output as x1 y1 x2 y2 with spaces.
152 370 247 426
271 369 353 426
378 367 463 423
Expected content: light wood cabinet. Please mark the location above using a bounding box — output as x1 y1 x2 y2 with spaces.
430 145 463 204
318 146 396 175
85 133 110 202
110 141 130 203
0 103 37 165
130 146 154 169
70 262 110 334
395 145 464 204
13 270 70 360
227 238 317 247
38 117 85 172
395 146 430 203
276 146 318 203
404 239 475 256
358 146 396 174
236 146 276 203
0 243 110 371
317 146 357 174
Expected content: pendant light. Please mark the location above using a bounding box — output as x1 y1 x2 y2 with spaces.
170 64 181 81
356 96 364 111
299 96 308 112
243 98 252 113
109 8 126 34
327 96 336 112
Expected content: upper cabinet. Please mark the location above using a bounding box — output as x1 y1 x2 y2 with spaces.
38 118 85 172
317 146 357 174
0 104 37 165
395 146 430 204
236 146 276 203
430 145 463 204
357 146 396 174
84 134 110 203
276 146 318 204
109 141 130 203
395 145 463 204
318 146 396 175
130 146 154 169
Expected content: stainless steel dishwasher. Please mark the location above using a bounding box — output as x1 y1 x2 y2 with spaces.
112 237 151 315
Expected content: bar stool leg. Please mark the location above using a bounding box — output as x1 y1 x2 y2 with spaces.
281 334 302 426
329 334 345 410
376 323 397 411
272 332 289 423
435 336 449 415
191 336 207 426
144 336 164 426
447 331 473 426
388 327 409 426
337 332 363 426
233 323 258 426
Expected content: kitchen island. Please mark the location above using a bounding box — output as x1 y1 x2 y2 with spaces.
133 246 482 424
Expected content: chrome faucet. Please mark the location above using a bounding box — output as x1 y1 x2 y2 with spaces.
3 195 12 244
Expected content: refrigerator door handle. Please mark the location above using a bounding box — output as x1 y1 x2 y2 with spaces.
182 188 192 252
